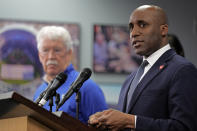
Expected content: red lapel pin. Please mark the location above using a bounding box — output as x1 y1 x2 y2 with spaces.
159 65 164 70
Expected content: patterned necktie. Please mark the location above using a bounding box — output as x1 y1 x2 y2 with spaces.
126 60 149 111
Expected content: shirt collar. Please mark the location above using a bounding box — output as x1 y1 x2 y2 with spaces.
63 63 74 74
143 44 171 66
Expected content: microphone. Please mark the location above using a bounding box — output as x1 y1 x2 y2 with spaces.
56 68 92 110
35 80 54 104
38 72 67 107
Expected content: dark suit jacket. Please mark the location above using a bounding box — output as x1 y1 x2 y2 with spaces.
118 49 197 131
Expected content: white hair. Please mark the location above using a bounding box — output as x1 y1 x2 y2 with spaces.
37 26 73 51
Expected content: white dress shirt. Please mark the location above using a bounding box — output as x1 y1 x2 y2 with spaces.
140 44 171 82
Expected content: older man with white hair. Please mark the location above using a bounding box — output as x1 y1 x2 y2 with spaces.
34 26 107 124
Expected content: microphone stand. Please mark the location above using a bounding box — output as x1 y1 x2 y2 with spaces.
55 93 60 107
75 90 81 120
48 97 53 112
55 83 83 117
48 92 60 112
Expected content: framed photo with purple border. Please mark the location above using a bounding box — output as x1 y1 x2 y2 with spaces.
93 24 141 74
0 19 80 99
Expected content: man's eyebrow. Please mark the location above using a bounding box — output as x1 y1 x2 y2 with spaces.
137 20 146 24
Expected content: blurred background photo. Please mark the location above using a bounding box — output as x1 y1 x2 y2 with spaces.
0 19 80 100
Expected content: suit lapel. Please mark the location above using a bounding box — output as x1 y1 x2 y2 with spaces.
120 73 136 112
126 49 176 113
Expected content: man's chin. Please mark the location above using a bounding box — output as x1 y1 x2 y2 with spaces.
135 50 144 56
47 71 59 77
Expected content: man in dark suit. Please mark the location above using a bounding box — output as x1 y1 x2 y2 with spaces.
88 5 197 131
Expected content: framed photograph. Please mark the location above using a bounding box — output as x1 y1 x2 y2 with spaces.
93 24 141 74
0 19 80 99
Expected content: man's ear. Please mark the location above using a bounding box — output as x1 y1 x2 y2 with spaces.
160 24 168 37
68 49 73 56
67 49 73 61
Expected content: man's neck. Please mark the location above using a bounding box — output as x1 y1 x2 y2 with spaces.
43 75 56 83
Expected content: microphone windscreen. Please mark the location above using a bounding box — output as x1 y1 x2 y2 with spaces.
80 68 92 81
56 72 67 84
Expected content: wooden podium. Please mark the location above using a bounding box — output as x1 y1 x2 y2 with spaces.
0 91 98 131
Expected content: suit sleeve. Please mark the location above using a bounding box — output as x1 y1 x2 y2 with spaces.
136 64 197 131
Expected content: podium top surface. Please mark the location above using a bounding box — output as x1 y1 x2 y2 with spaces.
0 91 97 131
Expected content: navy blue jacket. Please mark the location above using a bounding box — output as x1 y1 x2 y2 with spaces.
118 49 197 131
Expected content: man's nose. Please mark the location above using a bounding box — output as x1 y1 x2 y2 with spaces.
48 50 56 58
130 26 140 38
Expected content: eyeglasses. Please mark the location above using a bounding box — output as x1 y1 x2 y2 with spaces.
39 48 66 56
